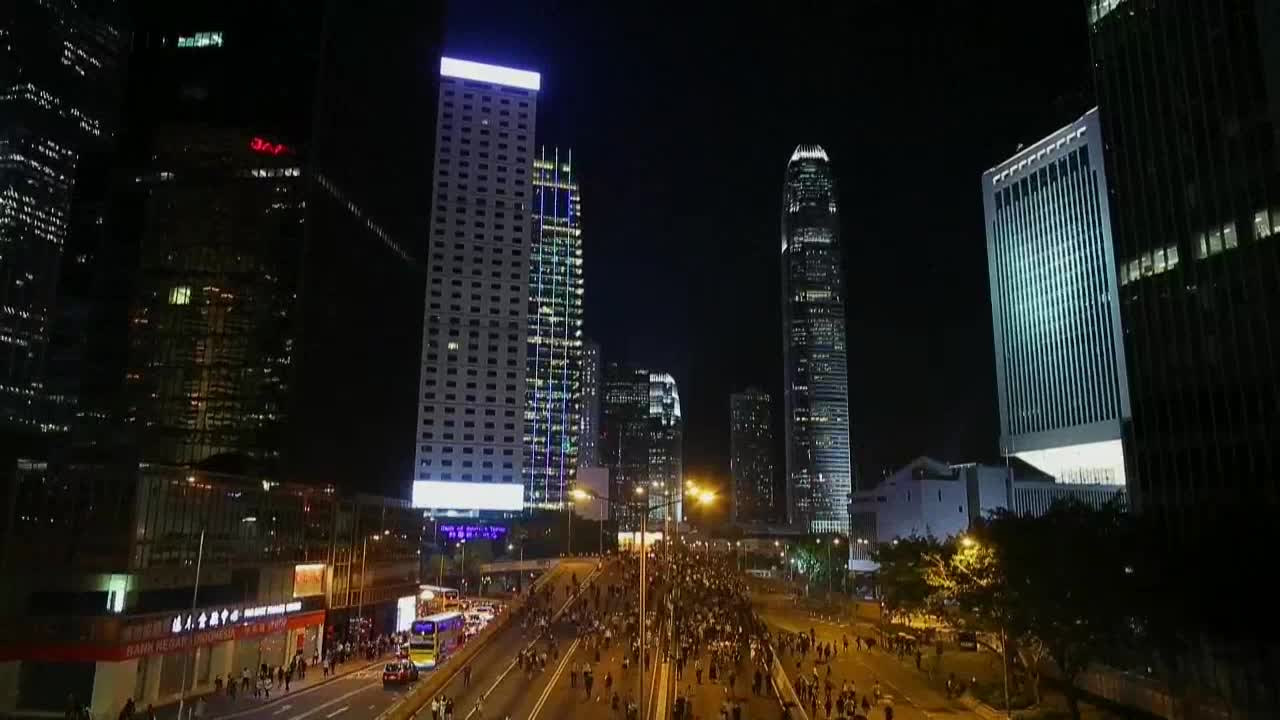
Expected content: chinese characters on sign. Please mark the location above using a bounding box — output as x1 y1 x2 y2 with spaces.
168 601 302 636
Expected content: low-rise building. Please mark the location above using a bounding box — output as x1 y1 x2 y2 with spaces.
848 456 1125 571
0 464 423 718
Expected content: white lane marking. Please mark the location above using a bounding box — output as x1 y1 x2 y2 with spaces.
286 683 378 720
453 563 607 720
272 705 294 715
324 706 349 718
525 637 582 720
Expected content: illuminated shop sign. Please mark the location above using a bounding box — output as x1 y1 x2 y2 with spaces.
439 524 507 541
170 600 303 635
249 136 291 156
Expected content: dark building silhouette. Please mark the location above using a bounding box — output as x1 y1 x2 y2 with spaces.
730 388 775 525
1088 0 1280 712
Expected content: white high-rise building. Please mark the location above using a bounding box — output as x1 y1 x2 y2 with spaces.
412 58 541 513
982 108 1130 486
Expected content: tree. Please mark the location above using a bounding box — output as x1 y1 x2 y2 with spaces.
983 500 1137 720
872 535 945 622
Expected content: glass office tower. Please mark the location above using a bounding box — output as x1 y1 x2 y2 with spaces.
601 364 682 530
524 147 584 509
730 388 775 525
781 144 852 533
1089 4 1280 711
0 1 123 431
1089 1 1280 533
414 58 540 513
982 109 1130 487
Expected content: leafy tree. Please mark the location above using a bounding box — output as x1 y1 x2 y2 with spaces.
872 535 945 622
984 501 1137 720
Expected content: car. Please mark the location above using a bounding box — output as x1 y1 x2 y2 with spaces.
382 662 419 687
470 604 497 619
956 631 978 651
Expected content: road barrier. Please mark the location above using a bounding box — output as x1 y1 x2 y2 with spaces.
766 645 809 720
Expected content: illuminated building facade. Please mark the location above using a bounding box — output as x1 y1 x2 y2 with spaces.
413 58 540 513
780 144 852 533
0 0 123 431
577 339 602 469
601 364 683 529
730 388 775 525
126 130 305 472
524 147 583 509
982 109 1130 487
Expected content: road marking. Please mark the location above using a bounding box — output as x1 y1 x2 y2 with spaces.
525 637 581 720
324 706 349 718
453 563 607 720
286 683 378 720
368 705 376 710
272 705 293 715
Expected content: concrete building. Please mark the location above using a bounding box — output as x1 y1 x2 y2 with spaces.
848 456 1126 570
577 340 602 471
414 58 541 514
982 109 1130 488
600 365 683 530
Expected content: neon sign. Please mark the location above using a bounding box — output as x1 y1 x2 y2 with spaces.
440 524 507 541
250 137 291 156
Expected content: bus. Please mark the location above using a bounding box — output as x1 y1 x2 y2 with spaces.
407 612 465 669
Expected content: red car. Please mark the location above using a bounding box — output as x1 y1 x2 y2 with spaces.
382 662 419 687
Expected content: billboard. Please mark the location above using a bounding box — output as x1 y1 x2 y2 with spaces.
412 480 523 512
293 563 325 598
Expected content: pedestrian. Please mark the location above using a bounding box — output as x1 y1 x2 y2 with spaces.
445 695 455 720
431 695 441 720
584 666 594 699
571 664 578 688
242 667 251 692
464 665 472 688
695 659 703 684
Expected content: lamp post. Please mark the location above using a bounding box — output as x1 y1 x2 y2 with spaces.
459 538 467 599
175 527 205 720
572 483 715 720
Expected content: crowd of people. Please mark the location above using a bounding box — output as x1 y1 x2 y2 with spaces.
777 628 893 720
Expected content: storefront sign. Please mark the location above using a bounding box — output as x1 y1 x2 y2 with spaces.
293 563 325 598
165 601 303 636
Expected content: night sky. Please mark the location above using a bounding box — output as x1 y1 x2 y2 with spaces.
446 1 1092 494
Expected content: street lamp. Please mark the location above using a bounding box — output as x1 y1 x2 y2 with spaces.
572 483 715 720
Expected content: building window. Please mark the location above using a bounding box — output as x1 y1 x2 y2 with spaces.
169 286 191 305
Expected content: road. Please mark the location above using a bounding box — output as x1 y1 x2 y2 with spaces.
172 559 600 720
755 594 976 720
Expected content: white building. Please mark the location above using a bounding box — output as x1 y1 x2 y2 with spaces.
848 456 1126 571
982 109 1131 488
413 58 540 514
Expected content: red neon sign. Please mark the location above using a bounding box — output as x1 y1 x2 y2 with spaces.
249 137 291 156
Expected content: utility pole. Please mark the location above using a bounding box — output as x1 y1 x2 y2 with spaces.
176 528 205 720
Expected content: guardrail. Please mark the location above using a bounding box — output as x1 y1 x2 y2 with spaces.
766 645 809 720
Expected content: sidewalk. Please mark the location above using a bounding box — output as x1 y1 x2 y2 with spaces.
152 654 394 720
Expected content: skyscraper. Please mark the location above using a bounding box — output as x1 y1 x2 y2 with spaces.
982 109 1130 487
780 144 852 533
730 388 775 525
122 1 444 487
601 364 683 529
413 58 540 513
0 0 124 432
1088 1 1280 534
577 339 602 470
524 147 583 510
1089 2 1280 711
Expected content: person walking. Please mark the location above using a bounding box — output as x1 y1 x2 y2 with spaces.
570 663 578 689
430 696 441 720
464 665 472 688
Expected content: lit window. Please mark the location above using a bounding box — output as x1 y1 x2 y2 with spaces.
177 32 223 49
169 286 191 305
